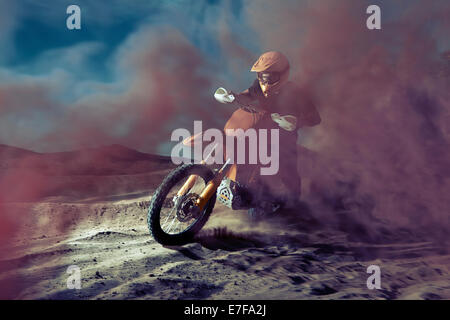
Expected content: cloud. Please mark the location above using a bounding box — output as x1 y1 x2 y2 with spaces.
0 24 228 153
0 1 255 154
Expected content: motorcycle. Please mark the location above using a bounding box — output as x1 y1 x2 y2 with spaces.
147 88 297 245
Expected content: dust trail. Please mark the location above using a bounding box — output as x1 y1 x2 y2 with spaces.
244 0 450 236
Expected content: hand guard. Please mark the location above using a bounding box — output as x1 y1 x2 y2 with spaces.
271 113 297 131
214 87 235 104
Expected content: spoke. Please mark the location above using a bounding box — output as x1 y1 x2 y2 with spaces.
166 215 178 234
162 206 177 228
172 221 181 233
159 177 206 236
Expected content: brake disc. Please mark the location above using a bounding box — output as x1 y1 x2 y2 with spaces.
176 193 200 222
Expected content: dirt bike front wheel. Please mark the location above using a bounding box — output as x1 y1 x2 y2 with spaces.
147 163 216 246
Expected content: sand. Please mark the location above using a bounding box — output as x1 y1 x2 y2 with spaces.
0 145 449 299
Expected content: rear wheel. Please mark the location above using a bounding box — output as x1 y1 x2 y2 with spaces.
148 164 216 245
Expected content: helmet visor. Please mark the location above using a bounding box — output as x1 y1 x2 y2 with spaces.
257 72 281 85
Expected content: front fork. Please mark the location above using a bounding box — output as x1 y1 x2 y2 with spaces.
176 159 233 212
195 159 232 210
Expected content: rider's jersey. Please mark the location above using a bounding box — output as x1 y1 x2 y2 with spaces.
223 106 265 133
247 80 321 128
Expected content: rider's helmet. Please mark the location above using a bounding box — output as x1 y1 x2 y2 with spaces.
251 51 290 97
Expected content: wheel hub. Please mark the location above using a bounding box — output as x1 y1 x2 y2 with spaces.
176 193 200 222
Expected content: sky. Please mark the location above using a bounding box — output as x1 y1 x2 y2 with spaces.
0 0 260 154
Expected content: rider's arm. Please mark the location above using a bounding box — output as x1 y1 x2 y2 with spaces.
278 85 321 128
296 93 321 127
232 80 263 108
233 89 255 105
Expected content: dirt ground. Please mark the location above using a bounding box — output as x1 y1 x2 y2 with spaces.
1 196 448 300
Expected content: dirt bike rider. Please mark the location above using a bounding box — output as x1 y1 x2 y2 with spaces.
224 51 321 216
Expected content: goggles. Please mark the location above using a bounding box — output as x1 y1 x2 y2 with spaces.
257 72 281 85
